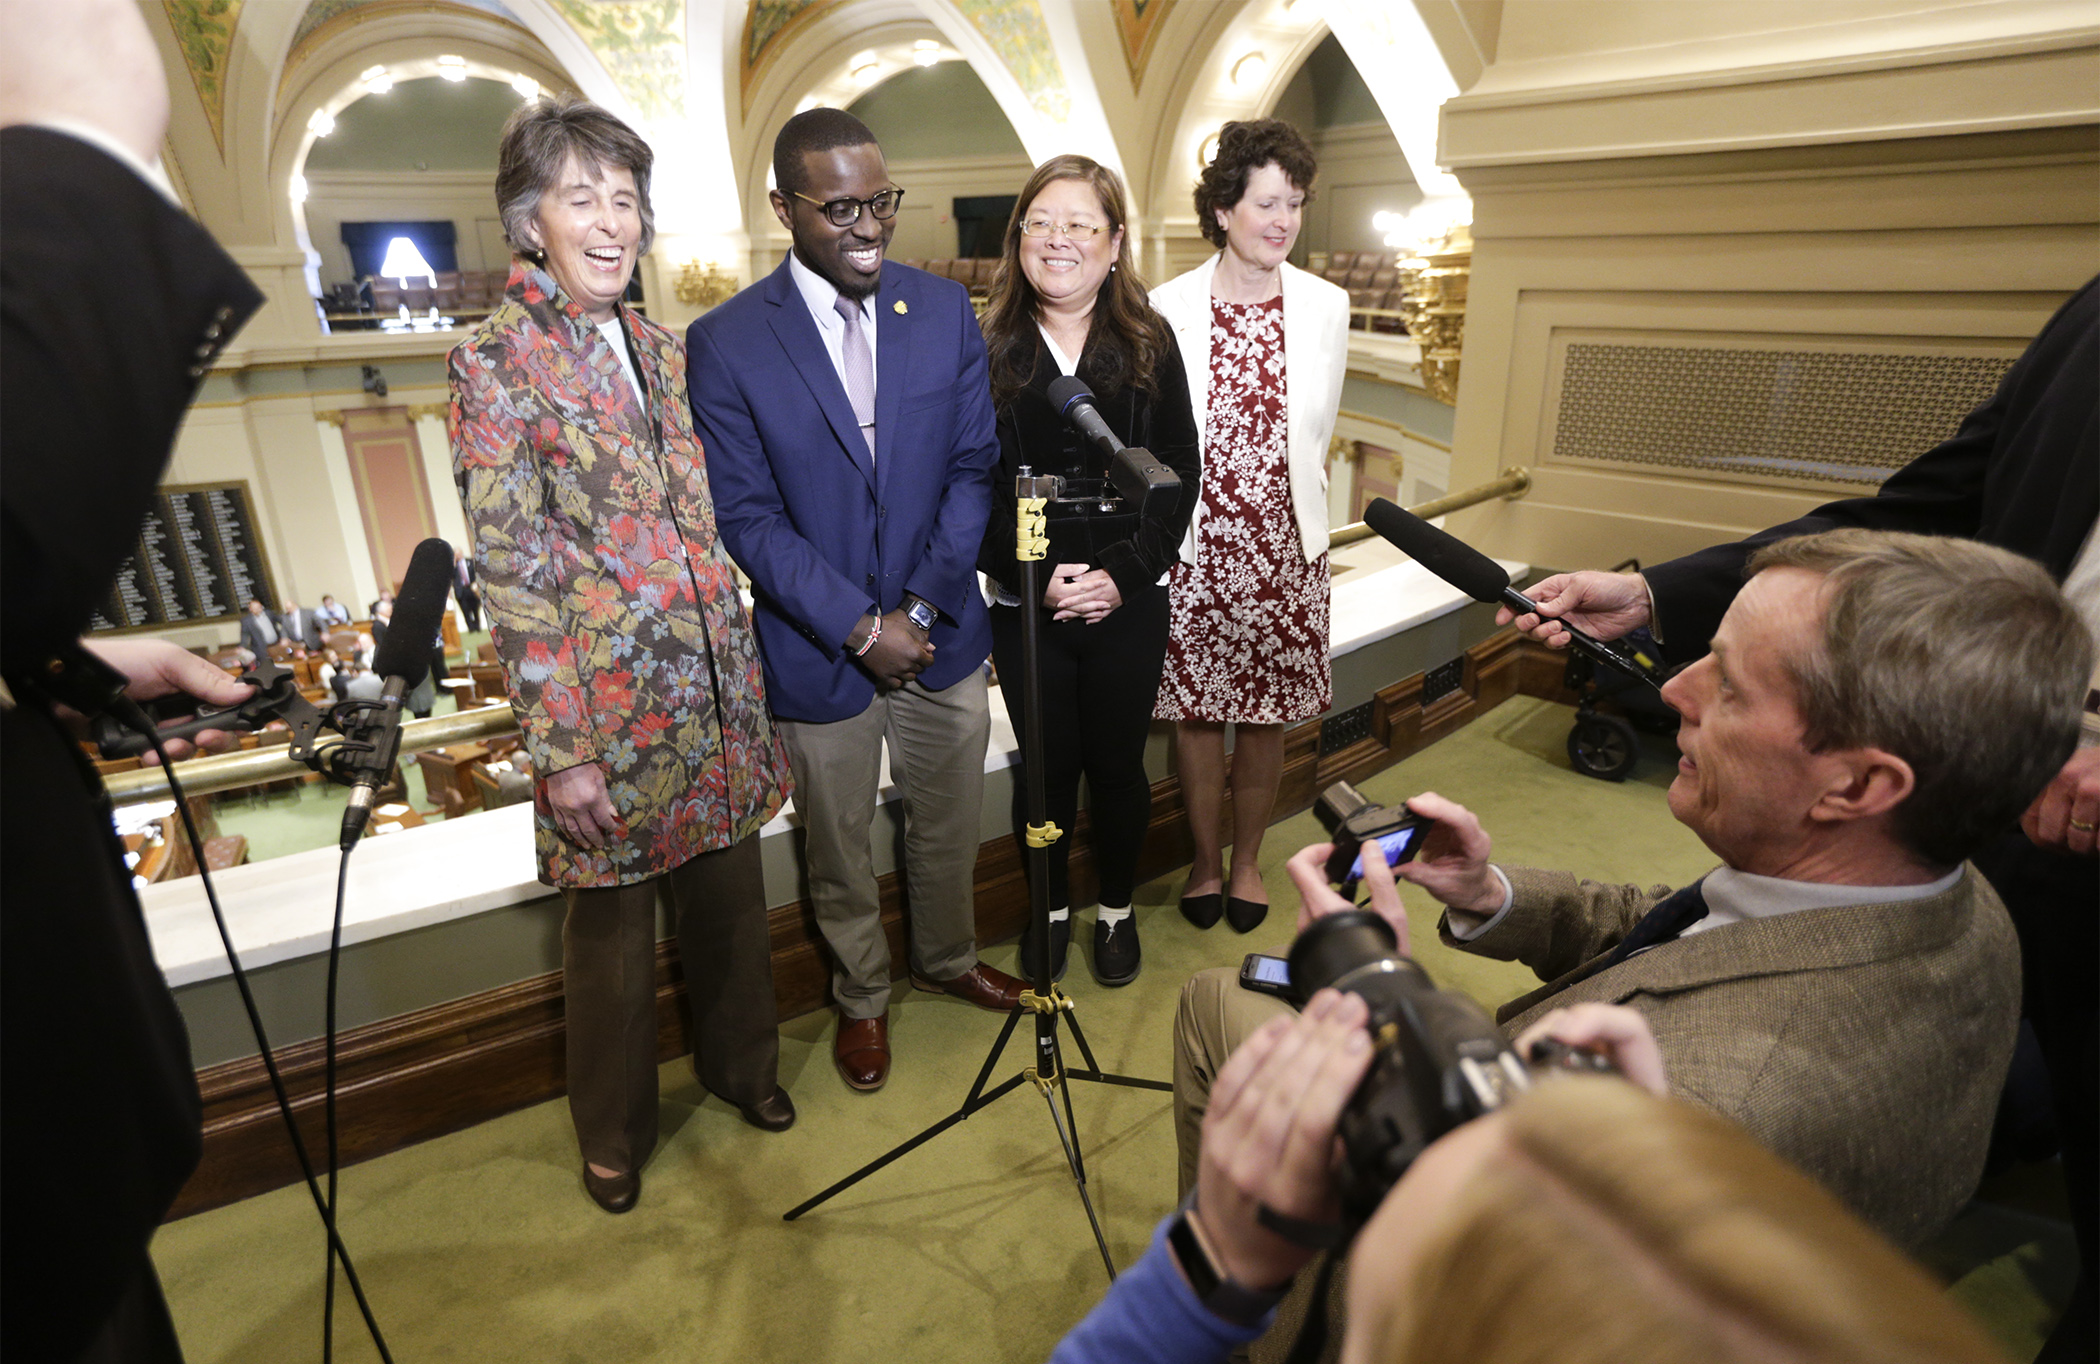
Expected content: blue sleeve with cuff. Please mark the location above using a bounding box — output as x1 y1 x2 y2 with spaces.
1047 1216 1270 1364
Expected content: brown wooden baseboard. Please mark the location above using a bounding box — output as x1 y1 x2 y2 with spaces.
170 627 1551 1219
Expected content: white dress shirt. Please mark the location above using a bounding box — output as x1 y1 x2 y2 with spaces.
787 250 880 410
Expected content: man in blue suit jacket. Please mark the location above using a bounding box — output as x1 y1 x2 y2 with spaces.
688 109 1023 1092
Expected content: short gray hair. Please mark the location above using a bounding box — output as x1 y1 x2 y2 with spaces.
1746 529 2093 866
494 94 655 261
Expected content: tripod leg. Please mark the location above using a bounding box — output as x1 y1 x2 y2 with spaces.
1039 1079 1117 1280
1062 1008 1174 1092
783 1072 1030 1220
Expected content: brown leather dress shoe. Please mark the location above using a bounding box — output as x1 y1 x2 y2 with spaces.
910 962 1026 1012
736 1087 797 1132
835 1013 890 1091
583 1163 639 1214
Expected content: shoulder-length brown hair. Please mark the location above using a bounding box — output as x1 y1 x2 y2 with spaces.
981 155 1168 408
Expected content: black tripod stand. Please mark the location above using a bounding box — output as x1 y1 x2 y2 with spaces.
782 467 1171 1278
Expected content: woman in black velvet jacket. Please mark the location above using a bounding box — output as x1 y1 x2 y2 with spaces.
976 155 1200 986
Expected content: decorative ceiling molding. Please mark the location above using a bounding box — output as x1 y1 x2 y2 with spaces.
954 0 1069 126
547 0 688 121
290 0 522 56
279 0 536 99
1111 0 1176 92
161 0 246 155
740 0 838 116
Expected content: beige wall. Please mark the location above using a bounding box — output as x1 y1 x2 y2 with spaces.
1436 0 2100 573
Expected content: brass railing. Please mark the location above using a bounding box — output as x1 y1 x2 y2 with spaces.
110 465 1533 808
1328 466 1532 550
104 702 522 807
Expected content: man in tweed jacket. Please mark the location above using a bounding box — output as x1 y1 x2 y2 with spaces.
1174 530 2091 1251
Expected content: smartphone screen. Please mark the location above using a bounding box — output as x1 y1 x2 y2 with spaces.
1245 954 1290 987
1347 825 1422 882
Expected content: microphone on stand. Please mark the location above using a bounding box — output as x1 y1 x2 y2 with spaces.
1046 376 1180 518
1360 498 1665 689
339 538 452 848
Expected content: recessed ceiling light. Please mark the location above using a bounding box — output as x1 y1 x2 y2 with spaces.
307 108 335 137
437 55 467 82
511 74 540 101
1230 51 1267 88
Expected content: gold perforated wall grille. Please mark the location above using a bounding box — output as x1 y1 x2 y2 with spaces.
1551 343 2015 487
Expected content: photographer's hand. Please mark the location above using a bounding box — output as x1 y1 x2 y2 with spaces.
1389 792 1504 915
1192 990 1373 1294
1286 841 1410 954
82 637 255 763
1514 1003 1669 1096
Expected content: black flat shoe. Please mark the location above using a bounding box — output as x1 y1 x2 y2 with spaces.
1020 914 1070 982
1091 917 1141 987
1179 892 1223 929
583 1164 639 1214
1225 896 1269 933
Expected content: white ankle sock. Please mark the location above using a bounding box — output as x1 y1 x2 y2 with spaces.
1095 903 1131 927
1046 906 1070 924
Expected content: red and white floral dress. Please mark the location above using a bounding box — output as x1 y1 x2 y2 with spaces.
1156 295 1332 725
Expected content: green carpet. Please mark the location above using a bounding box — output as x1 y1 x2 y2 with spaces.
150 697 2072 1361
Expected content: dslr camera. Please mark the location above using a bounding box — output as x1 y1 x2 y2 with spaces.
1313 779 1430 897
1288 780 1617 1232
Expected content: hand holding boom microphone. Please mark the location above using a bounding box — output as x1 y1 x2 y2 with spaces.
339 537 453 848
1046 376 1180 518
1360 499 1665 689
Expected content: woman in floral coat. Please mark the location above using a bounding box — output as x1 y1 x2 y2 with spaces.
448 96 794 1215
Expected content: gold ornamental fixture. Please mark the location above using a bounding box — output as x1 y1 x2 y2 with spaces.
675 261 738 309
1395 223 1471 405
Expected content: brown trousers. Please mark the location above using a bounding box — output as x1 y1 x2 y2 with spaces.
562 834 779 1172
1173 965 1294 1197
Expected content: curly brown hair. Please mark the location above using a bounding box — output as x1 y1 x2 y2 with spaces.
981 155 1169 408
1193 119 1318 250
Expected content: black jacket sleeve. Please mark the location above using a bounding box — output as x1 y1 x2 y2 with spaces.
1642 276 2098 661
1 127 263 673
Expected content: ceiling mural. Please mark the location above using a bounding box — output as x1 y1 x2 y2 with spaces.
160 0 244 154
954 0 1068 126
548 0 688 121
740 0 837 115
1110 0 1174 91
288 0 525 57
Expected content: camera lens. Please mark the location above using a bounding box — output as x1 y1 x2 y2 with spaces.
1287 909 1399 997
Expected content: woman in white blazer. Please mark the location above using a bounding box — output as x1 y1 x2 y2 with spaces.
1150 119 1350 935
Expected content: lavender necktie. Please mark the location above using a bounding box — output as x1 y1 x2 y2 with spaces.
833 293 875 458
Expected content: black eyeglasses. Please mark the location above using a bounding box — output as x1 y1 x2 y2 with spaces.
792 187 905 228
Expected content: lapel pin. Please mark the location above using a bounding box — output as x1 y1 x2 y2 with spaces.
893 299 908 315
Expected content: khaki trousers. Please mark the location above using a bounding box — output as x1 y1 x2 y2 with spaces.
562 834 779 1172
1173 965 1296 1197
775 670 990 1019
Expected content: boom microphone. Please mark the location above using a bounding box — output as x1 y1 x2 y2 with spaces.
1046 376 1180 521
340 537 453 847
1361 499 1664 689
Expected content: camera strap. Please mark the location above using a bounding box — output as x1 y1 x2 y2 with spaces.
1256 1202 1350 1251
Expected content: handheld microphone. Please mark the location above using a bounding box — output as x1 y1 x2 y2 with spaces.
1046 376 1180 520
340 537 452 847
1360 499 1664 689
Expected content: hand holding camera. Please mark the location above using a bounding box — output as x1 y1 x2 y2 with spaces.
1192 991 1374 1293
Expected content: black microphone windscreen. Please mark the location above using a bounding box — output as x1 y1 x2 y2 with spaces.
371 538 453 688
1047 376 1095 416
1362 499 1511 604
